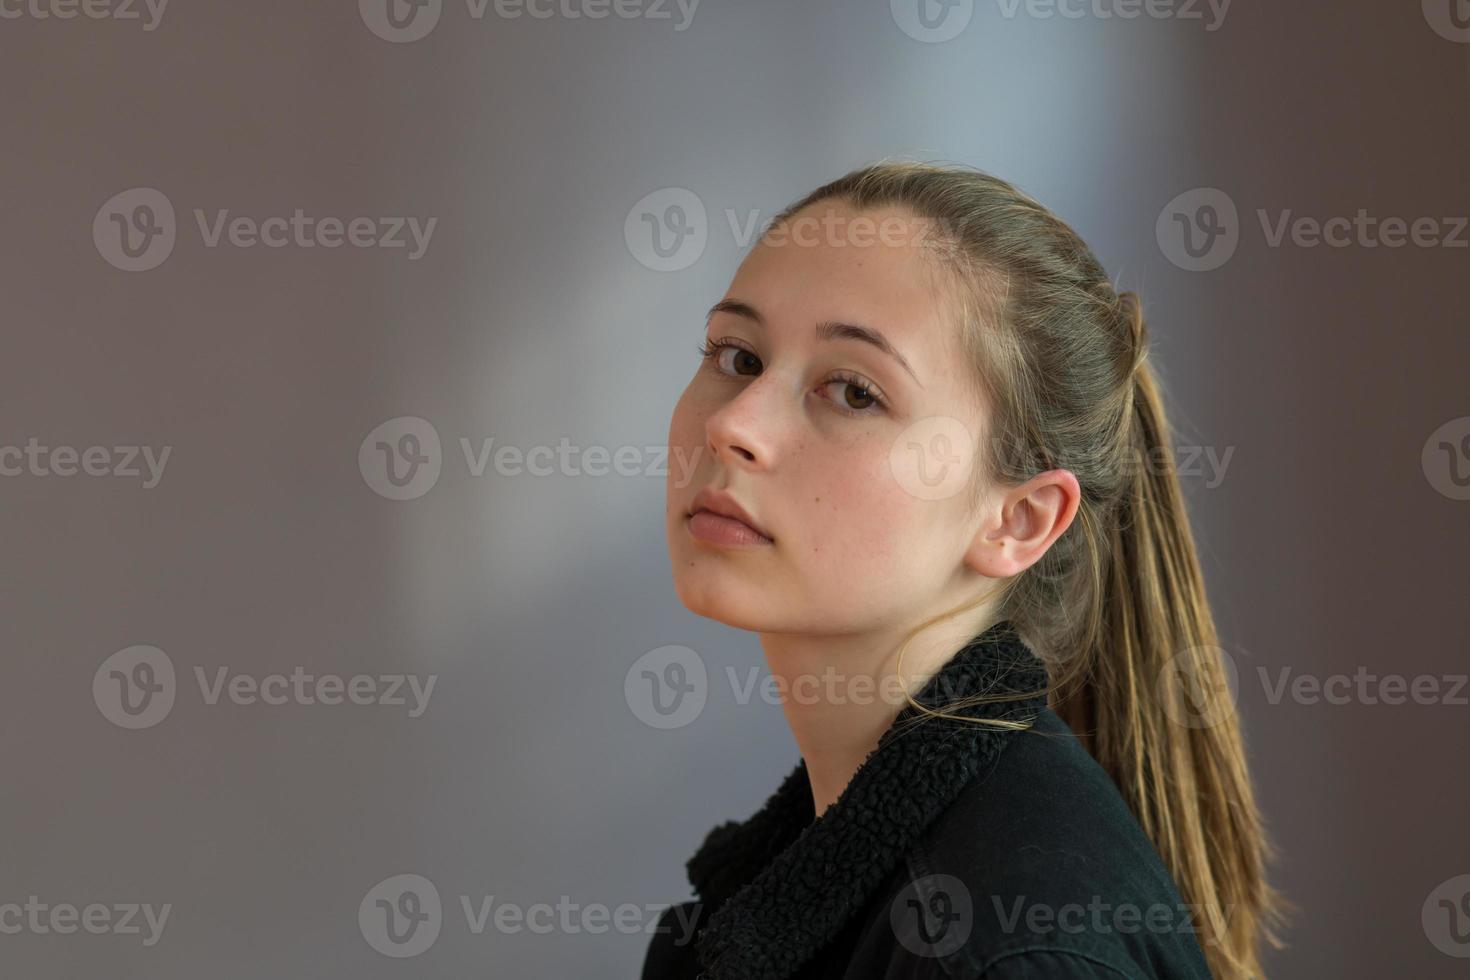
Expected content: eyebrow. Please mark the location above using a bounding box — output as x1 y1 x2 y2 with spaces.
705 298 923 388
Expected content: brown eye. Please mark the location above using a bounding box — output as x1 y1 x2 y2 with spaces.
843 384 876 410
820 375 887 417
698 339 763 378
728 347 761 376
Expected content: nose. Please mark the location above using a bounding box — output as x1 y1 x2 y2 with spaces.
704 377 778 470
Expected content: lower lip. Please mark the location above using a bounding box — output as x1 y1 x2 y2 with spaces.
687 510 773 548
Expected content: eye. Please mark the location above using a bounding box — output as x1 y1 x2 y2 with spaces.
696 337 762 377
819 371 888 417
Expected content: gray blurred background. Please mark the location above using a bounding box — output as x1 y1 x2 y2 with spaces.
2 1 1467 976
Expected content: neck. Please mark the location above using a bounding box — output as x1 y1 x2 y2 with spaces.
759 608 997 819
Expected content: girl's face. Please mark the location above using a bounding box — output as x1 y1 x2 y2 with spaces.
666 200 998 636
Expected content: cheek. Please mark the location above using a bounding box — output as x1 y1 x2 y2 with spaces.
669 375 730 455
790 468 941 624
668 384 700 445
666 388 707 486
795 442 930 571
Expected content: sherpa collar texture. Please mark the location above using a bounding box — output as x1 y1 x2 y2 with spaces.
684 619 1051 980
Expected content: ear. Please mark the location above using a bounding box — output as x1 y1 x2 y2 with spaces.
965 469 1082 578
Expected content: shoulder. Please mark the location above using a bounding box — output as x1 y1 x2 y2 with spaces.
921 706 1176 895
866 707 1215 979
641 900 704 980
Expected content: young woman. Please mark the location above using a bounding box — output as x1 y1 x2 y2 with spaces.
642 162 1287 979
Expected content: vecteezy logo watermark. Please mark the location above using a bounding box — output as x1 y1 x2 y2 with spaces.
890 0 975 44
358 874 699 957
360 874 443 958
359 0 442 42
93 187 176 272
890 874 973 957
624 188 708 272
92 645 437 729
0 438 171 488
93 188 438 272
1422 416 1470 501
1158 187 1468 271
0 897 171 946
1424 874 1470 957
358 416 705 501
625 645 708 729
358 0 699 42
0 0 168 29
889 415 977 502
1157 645 1240 730
1156 188 1239 272
1423 0 1470 43
359 417 444 501
93 646 177 730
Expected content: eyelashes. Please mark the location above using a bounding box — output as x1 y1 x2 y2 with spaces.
695 338 890 417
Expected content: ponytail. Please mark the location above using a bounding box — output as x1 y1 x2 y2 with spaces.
1052 293 1291 978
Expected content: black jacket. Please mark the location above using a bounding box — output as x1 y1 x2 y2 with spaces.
640 620 1216 979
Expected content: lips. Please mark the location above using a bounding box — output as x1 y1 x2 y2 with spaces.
688 486 773 541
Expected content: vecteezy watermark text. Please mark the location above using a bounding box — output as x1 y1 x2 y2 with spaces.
0 897 171 946
0 0 167 29
1158 645 1470 730
358 416 704 500
624 647 1042 729
990 894 1228 944
93 645 437 729
1157 188 1468 271
1258 666 1468 707
0 438 170 488
93 188 437 272
890 0 1230 44
357 874 699 957
358 0 700 43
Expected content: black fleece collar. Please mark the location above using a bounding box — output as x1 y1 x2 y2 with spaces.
684 619 1051 980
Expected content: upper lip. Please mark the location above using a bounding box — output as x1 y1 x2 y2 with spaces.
688 487 773 540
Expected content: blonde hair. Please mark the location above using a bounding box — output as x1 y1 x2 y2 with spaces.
769 161 1290 979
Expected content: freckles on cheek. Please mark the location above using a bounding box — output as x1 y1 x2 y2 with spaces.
802 478 912 566
866 489 922 565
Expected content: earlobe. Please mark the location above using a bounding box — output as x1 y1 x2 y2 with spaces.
964 526 1017 579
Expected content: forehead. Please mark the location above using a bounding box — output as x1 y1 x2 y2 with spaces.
721 200 966 376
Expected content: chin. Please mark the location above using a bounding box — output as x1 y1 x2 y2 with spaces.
669 557 779 632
